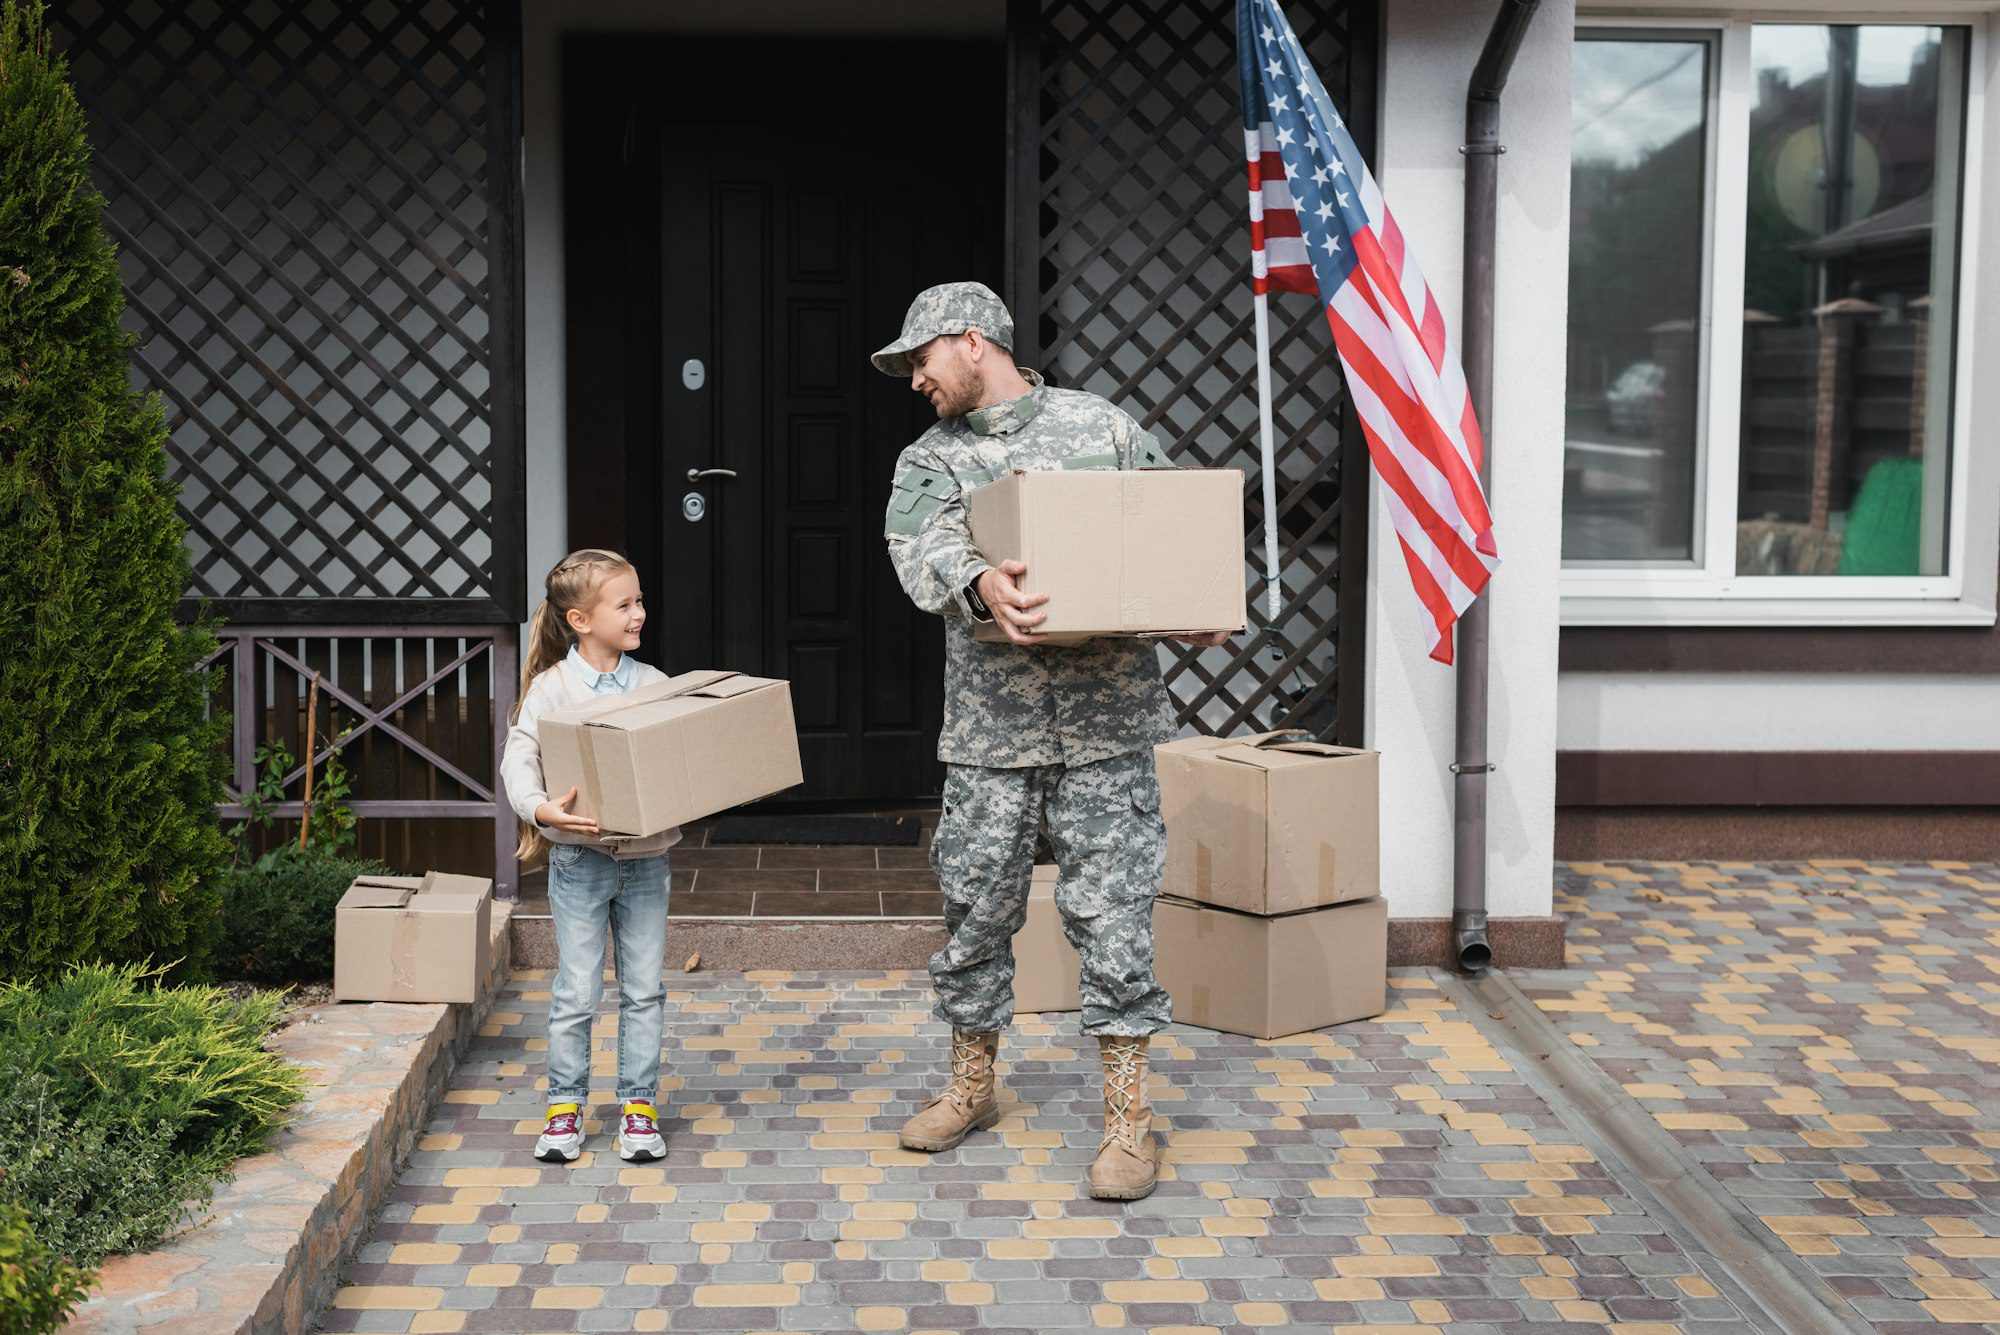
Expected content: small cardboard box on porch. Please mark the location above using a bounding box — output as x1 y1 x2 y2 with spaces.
1014 864 1082 1014
333 872 494 1004
965 468 1247 644
1154 894 1386 1040
538 670 803 839
1156 732 1379 916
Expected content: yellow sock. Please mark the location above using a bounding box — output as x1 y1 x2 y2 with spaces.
623 1100 657 1119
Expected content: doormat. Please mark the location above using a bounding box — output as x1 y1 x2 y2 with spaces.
708 815 922 847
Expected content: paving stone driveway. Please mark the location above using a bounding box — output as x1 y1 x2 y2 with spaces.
324 861 2000 1333
1519 861 2000 1335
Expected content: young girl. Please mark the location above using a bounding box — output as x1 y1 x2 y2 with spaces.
501 549 678 1164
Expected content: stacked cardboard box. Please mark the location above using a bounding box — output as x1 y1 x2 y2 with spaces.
1152 732 1386 1039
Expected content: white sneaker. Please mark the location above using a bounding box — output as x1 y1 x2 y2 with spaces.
534 1106 585 1163
617 1103 666 1162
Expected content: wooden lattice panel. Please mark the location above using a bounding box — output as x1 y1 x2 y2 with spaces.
51 0 519 618
1024 0 1367 740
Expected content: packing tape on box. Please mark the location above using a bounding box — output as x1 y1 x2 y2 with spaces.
391 914 420 991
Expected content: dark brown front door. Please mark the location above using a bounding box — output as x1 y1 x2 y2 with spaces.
656 50 1002 802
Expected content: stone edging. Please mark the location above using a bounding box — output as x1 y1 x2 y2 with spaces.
64 907 511 1335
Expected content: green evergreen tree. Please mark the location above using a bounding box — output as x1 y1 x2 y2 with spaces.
0 0 229 979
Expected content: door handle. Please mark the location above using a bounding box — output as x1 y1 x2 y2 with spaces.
686 468 738 482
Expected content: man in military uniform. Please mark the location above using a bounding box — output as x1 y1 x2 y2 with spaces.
875 282 1230 1201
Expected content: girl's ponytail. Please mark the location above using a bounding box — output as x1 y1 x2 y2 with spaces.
513 548 636 863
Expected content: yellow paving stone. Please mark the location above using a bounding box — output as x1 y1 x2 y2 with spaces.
1410 1300 1451 1323
1555 1301 1609 1322
693 1284 800 1307
856 1308 908 1330
630 1186 679 1203
841 1220 907 1241
388 1244 460 1266
1156 1237 1224 1258
531 1288 603 1309
408 1315 465 1333
1483 1162 1575 1182
1522 1276 1576 1300
1676 1275 1719 1298
1314 1277 1385 1301
1654 1112 1746 1131
442 1089 499 1104
1923 1300 2000 1322
1091 1304 1126 1327
465 1265 520 1287
691 1221 757 1243
1491 1233 1545 1255
1925 1215 1984 1237
577 1203 609 1224
1513 1196 1610 1217
1334 1256 1439 1278
1102 1280 1209 1304
443 1166 540 1188
335 1287 444 1311
981 1182 1074 1201
1916 1277 1992 1300
632 1314 669 1332
451 1187 502 1206
619 1167 666 1185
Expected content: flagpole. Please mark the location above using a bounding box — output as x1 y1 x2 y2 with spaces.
1252 289 1282 627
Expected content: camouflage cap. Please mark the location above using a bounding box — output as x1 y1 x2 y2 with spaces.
870 281 1015 377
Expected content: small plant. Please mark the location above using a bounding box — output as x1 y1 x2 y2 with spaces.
0 962 303 1292
0 1197 91 1335
216 846 385 983
231 713 360 861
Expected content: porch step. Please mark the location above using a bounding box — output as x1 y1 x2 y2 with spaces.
508 913 945 972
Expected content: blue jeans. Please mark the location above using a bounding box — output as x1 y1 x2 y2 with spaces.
545 844 670 1104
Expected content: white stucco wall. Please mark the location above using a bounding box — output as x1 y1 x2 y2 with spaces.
1559 672 2000 750
1365 0 1574 921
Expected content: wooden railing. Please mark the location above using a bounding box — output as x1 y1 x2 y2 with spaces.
204 627 519 898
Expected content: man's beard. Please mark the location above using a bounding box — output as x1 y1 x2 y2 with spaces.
932 369 983 418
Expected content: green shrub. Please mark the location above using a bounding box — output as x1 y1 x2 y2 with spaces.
0 0 233 982
0 963 303 1323
0 1198 91 1335
216 846 384 983
0 964 305 1156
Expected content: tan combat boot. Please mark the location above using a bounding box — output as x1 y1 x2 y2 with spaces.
899 1029 1000 1151
1088 1035 1157 1200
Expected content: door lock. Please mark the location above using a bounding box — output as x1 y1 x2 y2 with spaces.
681 492 706 522
681 359 706 390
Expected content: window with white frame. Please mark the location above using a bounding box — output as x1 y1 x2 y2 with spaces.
1561 20 1978 617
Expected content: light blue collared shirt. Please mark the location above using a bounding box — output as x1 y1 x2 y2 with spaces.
564 646 639 696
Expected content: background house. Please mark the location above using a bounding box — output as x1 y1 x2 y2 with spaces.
75 2 1998 916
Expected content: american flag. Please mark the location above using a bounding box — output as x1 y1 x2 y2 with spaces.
1239 0 1498 665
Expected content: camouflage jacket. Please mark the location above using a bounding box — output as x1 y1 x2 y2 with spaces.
884 372 1179 769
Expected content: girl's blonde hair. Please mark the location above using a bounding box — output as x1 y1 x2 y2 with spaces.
514 548 636 861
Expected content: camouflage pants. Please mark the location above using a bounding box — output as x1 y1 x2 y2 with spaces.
927 749 1171 1037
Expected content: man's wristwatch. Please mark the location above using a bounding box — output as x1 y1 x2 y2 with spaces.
964 579 994 622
